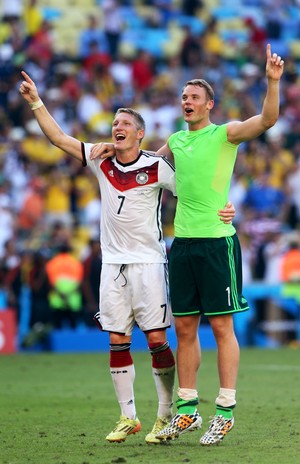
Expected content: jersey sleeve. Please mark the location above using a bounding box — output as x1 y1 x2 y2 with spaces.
158 156 177 196
81 142 103 176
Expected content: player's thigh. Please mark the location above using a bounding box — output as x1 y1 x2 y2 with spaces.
100 263 134 335
195 235 248 316
169 239 201 315
130 263 171 331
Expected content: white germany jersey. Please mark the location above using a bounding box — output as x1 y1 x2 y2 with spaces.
82 143 176 264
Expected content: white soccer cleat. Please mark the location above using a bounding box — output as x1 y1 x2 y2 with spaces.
155 411 202 441
200 415 234 445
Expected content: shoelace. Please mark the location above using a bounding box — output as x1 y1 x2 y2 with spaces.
153 418 168 433
208 416 226 432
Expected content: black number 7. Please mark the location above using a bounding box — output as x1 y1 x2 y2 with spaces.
117 195 125 214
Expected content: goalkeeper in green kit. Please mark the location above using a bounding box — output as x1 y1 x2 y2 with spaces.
152 43 284 445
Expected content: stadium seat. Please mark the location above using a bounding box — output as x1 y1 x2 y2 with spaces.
121 28 170 58
268 39 290 58
41 7 62 21
211 5 241 19
119 5 146 30
289 40 300 58
172 15 205 36
281 19 300 40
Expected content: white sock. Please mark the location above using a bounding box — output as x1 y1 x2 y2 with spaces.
110 363 136 419
215 388 236 407
177 387 198 401
152 366 175 418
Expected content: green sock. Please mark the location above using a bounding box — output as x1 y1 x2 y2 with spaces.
215 405 235 419
176 397 198 415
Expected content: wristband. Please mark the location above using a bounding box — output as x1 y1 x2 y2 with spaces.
29 99 44 110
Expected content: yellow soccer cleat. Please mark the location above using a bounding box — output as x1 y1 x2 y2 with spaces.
106 416 141 443
145 416 172 444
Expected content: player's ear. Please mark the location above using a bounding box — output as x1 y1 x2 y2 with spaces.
137 129 144 142
207 99 214 110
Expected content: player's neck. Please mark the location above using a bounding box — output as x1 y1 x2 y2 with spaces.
116 149 140 164
188 119 211 132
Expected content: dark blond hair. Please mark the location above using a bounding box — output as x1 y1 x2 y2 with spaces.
182 79 214 101
114 108 146 131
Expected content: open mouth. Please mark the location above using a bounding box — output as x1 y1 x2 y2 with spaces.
185 108 193 115
115 134 126 141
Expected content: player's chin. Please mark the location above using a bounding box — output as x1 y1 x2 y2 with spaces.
184 112 194 121
114 141 127 151
114 140 124 147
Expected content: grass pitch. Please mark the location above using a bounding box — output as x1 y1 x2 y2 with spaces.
1 348 300 464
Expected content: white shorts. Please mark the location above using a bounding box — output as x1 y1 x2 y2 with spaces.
99 263 171 336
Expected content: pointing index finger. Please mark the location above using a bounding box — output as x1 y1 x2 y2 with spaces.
21 70 33 84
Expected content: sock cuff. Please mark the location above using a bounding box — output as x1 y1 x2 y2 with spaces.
216 404 236 411
219 388 236 396
177 387 198 401
110 343 131 351
215 388 236 407
110 344 133 368
177 397 199 408
149 341 175 368
148 341 169 354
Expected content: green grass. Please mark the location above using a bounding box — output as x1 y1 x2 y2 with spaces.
1 348 300 464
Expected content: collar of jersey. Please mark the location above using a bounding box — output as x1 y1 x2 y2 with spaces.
115 150 143 167
187 123 215 136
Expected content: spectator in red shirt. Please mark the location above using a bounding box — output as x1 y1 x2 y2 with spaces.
132 50 155 92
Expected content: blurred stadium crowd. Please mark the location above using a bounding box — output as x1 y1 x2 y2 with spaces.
1 0 300 343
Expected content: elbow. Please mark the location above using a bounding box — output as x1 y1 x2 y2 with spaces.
52 139 61 148
263 114 279 130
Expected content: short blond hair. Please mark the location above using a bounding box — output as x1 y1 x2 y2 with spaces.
114 108 145 131
182 79 214 101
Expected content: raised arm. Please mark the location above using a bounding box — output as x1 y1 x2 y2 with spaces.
19 71 83 160
227 44 284 145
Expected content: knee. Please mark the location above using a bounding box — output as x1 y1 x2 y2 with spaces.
110 332 131 345
210 315 234 339
175 317 198 340
147 330 167 345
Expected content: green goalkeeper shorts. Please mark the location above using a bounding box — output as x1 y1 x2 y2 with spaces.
169 234 249 317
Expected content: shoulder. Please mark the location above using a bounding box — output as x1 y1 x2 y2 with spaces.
141 150 175 171
168 130 187 149
82 142 107 169
169 130 186 142
140 149 159 158
208 123 228 141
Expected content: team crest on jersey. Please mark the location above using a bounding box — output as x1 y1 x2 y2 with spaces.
108 170 114 177
136 172 148 184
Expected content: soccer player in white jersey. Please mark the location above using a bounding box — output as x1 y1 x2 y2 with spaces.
19 70 235 445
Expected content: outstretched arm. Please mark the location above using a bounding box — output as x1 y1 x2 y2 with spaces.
90 141 174 164
227 44 284 145
19 71 83 160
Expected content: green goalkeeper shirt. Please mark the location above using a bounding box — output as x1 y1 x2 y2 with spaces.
169 123 238 238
